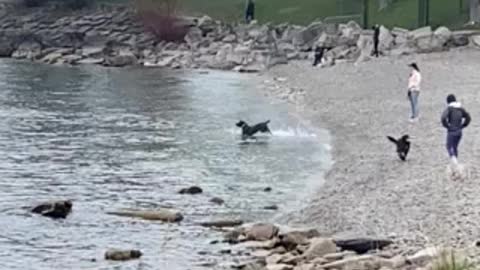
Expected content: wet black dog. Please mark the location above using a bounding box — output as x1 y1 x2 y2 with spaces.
236 120 272 140
387 135 410 161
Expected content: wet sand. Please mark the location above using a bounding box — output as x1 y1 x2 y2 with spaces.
262 47 480 249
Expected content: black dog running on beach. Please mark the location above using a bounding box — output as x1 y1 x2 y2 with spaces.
236 120 272 140
387 135 410 161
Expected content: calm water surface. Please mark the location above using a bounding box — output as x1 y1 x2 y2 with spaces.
0 60 331 270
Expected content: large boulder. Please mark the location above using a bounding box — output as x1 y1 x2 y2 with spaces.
12 40 42 60
303 238 337 260
104 50 137 67
0 39 15 57
379 25 394 50
107 208 183 222
471 34 480 48
315 32 339 48
334 238 393 254
409 26 445 53
31 200 72 219
433 26 452 46
355 34 373 63
184 27 203 49
450 31 470 47
392 27 409 46
338 21 362 46
293 21 325 49
245 223 279 241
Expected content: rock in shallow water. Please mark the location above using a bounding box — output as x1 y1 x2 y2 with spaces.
178 186 203 195
199 220 244 228
31 200 72 219
105 249 142 261
107 209 183 222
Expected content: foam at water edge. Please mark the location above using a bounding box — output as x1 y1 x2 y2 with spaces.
226 127 318 138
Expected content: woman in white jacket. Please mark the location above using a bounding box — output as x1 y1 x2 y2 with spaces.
407 63 422 122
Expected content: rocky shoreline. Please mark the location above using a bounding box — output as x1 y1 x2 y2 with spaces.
0 5 479 72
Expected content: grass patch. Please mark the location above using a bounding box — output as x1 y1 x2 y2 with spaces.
431 249 475 270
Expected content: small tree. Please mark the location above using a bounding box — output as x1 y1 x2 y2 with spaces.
135 0 188 42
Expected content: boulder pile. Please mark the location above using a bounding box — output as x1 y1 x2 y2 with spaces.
0 6 479 72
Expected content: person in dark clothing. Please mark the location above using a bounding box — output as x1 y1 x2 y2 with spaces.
372 24 380 57
245 0 255 24
441 94 471 166
313 46 325 66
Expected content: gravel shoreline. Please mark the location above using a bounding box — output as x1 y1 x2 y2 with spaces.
261 47 480 249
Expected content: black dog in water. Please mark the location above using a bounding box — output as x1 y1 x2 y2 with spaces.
236 120 272 140
387 135 410 161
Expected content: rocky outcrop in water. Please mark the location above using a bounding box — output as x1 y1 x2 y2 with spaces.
31 200 72 219
0 6 479 72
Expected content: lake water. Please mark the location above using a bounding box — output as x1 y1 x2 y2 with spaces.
0 60 331 270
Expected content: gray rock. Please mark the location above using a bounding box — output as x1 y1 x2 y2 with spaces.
61 54 83 65
266 264 293 270
293 21 325 49
334 238 393 254
223 34 237 43
209 197 225 205
338 21 362 46
471 34 480 48
81 47 104 58
40 52 64 64
433 26 452 46
106 208 183 222
185 27 203 49
450 31 470 47
199 220 243 228
245 223 280 241
77 58 104 65
104 50 137 67
178 186 203 195
379 25 394 50
303 238 337 260
31 200 72 219
105 249 142 261
12 40 42 60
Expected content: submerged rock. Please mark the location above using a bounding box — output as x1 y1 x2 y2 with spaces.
105 249 142 261
178 186 203 195
107 208 183 222
209 197 225 205
31 200 72 219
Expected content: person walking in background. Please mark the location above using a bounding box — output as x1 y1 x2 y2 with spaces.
372 24 380 57
245 0 255 24
407 63 421 122
313 46 325 67
441 94 471 168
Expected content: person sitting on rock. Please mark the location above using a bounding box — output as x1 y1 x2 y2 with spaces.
372 24 380 57
245 0 255 24
313 46 325 67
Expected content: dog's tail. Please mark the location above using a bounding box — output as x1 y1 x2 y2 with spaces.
264 120 270 124
387 136 397 144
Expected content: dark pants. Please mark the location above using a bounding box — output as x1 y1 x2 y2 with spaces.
373 41 379 57
446 131 462 158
